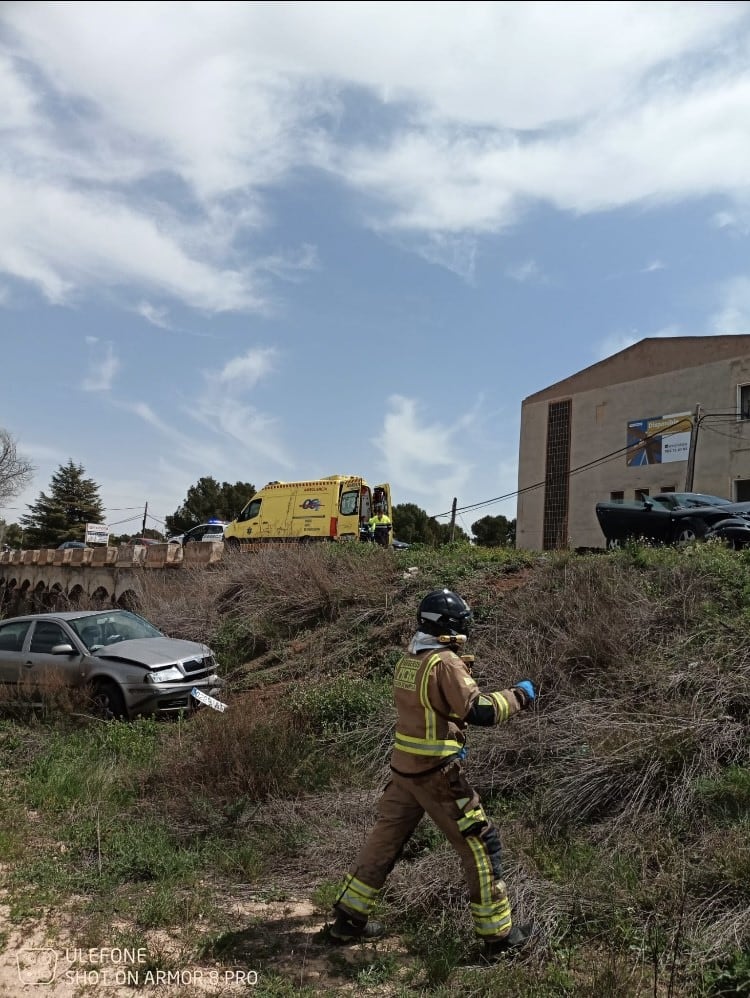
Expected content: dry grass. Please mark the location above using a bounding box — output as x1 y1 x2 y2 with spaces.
4 541 749 993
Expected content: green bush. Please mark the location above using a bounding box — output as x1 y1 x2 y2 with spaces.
695 767 750 822
701 948 750 996
288 675 391 735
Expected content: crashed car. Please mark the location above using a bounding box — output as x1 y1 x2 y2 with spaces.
704 517 750 549
595 492 750 547
0 609 222 719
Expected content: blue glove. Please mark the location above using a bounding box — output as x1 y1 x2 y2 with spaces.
513 679 536 710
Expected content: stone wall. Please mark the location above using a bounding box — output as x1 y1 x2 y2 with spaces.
0 542 224 611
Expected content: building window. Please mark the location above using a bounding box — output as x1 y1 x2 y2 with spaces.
661 485 675 493
738 384 750 420
635 488 649 501
610 491 624 503
543 399 571 550
735 480 750 501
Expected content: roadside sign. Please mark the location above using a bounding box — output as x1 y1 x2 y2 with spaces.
85 523 110 545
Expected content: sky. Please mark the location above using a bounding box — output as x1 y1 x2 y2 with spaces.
3 1 750 538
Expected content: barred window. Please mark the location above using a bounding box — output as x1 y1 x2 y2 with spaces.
543 399 571 550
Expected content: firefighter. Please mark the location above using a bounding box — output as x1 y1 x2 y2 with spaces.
329 588 536 959
367 504 392 546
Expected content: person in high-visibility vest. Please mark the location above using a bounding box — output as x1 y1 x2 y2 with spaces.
328 588 536 960
367 504 392 546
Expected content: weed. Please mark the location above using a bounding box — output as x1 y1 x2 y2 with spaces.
694 767 750 822
403 912 473 986
311 880 341 912
700 947 750 996
288 675 391 735
251 974 320 997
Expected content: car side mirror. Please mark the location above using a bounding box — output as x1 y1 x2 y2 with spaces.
643 499 653 510
51 643 76 655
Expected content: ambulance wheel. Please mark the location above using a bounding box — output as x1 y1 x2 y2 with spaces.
225 537 241 551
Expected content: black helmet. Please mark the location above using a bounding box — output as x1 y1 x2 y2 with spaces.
417 589 473 639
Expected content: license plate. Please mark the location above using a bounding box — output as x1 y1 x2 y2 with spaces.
191 687 227 712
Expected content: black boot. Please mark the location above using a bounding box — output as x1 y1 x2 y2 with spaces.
481 922 535 961
328 910 385 944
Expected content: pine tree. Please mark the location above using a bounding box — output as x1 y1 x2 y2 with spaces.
20 460 105 548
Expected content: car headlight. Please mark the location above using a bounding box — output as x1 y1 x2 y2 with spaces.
148 665 184 684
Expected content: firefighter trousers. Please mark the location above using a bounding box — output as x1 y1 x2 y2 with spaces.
335 761 513 939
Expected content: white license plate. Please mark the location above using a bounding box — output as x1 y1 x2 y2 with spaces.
191 687 227 712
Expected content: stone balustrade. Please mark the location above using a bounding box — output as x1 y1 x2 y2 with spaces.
0 542 225 609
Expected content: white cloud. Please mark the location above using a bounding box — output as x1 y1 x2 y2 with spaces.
376 395 473 513
82 340 119 392
0 176 263 310
136 302 173 329
410 234 478 282
642 260 665 273
2 0 750 307
216 347 277 389
712 207 750 235
109 348 293 477
0 51 39 129
119 400 234 473
505 259 544 283
256 244 319 282
711 278 750 334
195 347 293 466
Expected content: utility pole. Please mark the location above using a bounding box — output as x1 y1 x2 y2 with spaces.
449 497 457 541
684 404 702 492
142 501 148 536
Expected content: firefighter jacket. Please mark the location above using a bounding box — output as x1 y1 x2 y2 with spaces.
390 635 523 776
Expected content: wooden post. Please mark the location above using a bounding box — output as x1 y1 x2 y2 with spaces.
449 497 457 541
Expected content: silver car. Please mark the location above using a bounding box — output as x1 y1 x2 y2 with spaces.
0 609 222 719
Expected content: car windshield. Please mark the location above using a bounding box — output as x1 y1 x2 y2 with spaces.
69 611 163 651
668 493 732 507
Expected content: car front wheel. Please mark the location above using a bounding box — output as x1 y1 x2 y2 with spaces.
91 680 128 720
672 518 708 544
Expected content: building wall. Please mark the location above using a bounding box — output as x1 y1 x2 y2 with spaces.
517 347 750 550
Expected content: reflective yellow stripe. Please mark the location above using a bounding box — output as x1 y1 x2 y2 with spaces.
465 834 512 936
419 652 441 743
394 732 463 756
490 691 510 722
471 898 512 936
467 835 494 906
336 874 380 916
457 806 487 832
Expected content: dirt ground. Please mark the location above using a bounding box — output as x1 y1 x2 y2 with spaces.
0 891 414 997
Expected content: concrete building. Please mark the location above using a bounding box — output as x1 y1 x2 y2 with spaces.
516 335 750 550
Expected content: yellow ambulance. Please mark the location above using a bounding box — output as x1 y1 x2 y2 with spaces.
223 475 392 547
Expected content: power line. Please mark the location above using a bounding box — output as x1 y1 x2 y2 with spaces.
107 514 145 528
429 409 745 520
